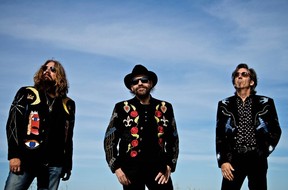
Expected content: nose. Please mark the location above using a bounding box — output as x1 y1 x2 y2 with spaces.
43 68 50 74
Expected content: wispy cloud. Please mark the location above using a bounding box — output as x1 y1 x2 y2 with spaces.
0 1 288 189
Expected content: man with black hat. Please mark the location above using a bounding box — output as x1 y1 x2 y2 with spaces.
104 65 179 190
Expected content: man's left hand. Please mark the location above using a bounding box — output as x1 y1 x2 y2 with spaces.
155 165 171 184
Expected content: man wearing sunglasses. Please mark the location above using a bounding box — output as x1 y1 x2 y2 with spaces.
104 65 179 190
4 60 76 190
216 63 281 190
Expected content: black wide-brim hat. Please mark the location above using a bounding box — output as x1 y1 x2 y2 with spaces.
124 64 158 89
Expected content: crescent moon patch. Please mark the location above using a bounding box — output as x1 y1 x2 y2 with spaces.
26 87 41 105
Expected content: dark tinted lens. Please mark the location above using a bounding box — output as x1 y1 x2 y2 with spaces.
131 77 149 85
241 72 249 77
43 66 56 73
42 66 48 71
140 78 149 83
50 67 56 73
131 79 140 85
235 72 249 77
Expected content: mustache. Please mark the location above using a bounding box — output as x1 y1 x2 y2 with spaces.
44 72 52 78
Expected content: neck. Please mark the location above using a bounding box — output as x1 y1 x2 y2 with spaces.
236 88 251 101
42 80 57 97
136 95 151 105
46 90 56 98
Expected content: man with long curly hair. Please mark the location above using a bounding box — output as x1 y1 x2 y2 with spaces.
4 60 76 190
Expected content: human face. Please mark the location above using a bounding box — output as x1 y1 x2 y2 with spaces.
43 61 57 82
234 68 254 90
130 75 153 98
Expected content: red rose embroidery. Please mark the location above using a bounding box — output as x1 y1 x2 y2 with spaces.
130 110 138 118
130 150 138 157
131 127 138 134
158 126 164 133
131 140 138 147
155 110 162 118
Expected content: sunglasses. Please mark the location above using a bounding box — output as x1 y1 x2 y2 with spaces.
131 77 149 85
43 66 56 73
235 72 250 78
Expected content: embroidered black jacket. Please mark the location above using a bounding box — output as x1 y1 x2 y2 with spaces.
104 97 179 173
6 86 75 171
216 95 281 168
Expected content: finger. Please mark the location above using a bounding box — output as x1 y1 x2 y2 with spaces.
123 178 130 185
164 175 170 183
11 167 17 172
223 172 233 181
120 175 130 185
121 177 128 185
158 175 166 184
155 173 162 181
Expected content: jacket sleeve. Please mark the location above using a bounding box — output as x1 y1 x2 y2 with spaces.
256 98 281 156
6 87 28 160
215 100 234 168
63 98 76 171
104 105 121 173
164 103 179 172
267 99 282 150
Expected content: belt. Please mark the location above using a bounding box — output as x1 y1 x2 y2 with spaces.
236 146 257 154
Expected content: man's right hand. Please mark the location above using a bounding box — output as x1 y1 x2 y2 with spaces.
115 168 131 186
9 158 21 173
221 162 234 181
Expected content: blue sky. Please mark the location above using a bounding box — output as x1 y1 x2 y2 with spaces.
0 0 287 189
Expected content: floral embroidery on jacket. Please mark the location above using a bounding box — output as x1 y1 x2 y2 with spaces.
123 101 169 157
155 102 168 147
124 102 140 157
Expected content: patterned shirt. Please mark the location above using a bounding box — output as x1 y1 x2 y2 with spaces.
236 97 256 148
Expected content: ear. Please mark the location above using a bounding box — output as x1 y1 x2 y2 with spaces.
130 86 134 91
149 80 154 87
250 80 254 86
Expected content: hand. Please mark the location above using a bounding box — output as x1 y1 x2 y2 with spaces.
9 158 21 173
155 165 171 184
61 169 71 181
115 168 131 186
221 162 234 181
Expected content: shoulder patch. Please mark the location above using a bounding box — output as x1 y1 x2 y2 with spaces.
26 87 41 105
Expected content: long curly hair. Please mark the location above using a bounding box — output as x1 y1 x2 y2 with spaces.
34 59 69 97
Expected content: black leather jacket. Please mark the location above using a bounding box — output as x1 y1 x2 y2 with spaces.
216 95 281 167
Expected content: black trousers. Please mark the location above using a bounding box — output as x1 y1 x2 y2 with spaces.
122 163 173 190
221 151 268 190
